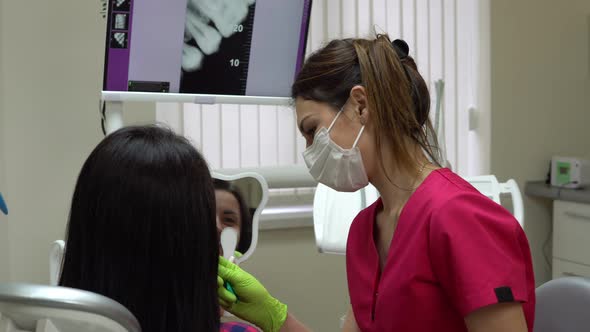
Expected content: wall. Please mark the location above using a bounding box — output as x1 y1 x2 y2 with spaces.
491 0 590 284
0 0 154 282
0 0 104 282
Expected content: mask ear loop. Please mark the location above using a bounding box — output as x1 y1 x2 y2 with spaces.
328 108 365 148
352 125 365 148
327 109 343 132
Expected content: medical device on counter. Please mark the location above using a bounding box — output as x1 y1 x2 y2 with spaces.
551 156 590 189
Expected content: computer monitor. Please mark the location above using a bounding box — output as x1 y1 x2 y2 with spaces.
102 0 312 104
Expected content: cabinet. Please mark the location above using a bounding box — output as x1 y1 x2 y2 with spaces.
552 200 590 278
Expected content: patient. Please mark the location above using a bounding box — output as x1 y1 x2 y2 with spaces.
214 179 253 255
59 125 256 332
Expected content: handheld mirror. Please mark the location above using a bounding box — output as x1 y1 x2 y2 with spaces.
212 171 268 264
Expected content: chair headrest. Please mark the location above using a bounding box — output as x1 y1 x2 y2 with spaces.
313 184 379 254
0 283 140 332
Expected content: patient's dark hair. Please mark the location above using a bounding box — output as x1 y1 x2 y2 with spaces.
59 125 219 332
213 179 253 254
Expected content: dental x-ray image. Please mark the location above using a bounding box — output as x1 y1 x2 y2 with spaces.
180 0 256 95
112 0 130 12
110 32 128 49
112 13 129 30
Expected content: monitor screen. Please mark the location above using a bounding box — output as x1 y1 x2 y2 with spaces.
102 0 312 100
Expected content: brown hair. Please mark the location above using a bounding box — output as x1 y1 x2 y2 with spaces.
292 34 441 180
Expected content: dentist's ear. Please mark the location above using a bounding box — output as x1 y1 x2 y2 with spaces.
350 85 369 125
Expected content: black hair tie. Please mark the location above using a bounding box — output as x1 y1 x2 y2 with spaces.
392 39 409 59
391 39 424 125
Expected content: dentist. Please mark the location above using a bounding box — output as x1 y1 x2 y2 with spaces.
218 35 535 332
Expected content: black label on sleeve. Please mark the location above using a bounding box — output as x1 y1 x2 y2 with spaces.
494 286 515 303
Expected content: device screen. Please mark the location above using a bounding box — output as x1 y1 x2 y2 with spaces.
103 0 312 97
559 166 569 174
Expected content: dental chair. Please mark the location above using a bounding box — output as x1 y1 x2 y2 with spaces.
465 175 524 226
313 183 380 255
534 276 590 332
313 174 524 255
0 283 140 332
49 241 64 287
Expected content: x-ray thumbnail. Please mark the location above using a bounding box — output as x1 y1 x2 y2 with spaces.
110 32 128 49
180 0 256 95
112 13 129 30
112 0 131 12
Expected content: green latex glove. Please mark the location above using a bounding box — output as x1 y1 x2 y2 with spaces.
217 256 288 332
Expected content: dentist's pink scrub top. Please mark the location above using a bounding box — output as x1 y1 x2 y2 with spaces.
346 168 535 332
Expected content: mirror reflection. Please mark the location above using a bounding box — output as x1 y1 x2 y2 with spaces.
213 176 263 257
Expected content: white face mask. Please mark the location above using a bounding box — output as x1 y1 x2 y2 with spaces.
302 110 369 192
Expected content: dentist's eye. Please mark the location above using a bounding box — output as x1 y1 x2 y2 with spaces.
306 127 317 137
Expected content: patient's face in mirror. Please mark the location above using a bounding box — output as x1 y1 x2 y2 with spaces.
215 190 242 237
213 177 263 256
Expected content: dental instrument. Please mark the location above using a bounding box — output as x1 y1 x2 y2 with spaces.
220 227 239 298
